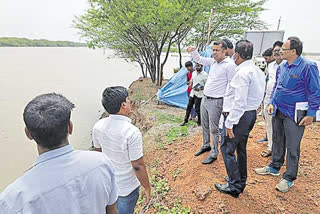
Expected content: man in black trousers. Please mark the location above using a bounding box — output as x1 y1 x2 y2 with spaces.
215 40 265 197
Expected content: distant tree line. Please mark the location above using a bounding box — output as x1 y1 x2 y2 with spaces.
0 37 87 47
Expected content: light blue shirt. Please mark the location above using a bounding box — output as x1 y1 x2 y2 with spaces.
0 145 118 214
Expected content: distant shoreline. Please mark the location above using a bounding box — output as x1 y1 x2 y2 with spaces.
0 37 87 47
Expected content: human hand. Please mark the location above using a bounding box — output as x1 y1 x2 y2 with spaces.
299 116 314 126
142 187 151 205
267 104 274 115
226 128 235 138
187 46 196 53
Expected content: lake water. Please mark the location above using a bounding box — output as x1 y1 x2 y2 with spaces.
0 47 186 191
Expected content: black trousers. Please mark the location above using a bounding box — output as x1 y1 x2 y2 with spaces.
184 95 202 124
221 110 256 194
269 110 305 182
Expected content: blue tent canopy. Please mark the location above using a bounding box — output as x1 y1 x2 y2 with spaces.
200 46 213 73
157 67 189 109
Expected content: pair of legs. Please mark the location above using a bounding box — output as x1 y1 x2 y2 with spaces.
184 95 202 125
200 97 223 159
117 187 139 214
261 104 273 157
221 110 256 194
268 110 305 182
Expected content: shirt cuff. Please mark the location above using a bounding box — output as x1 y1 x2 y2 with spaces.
307 109 317 117
225 120 233 129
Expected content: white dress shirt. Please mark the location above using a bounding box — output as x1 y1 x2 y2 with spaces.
264 61 280 105
224 60 265 129
191 50 237 98
190 70 208 98
93 114 143 197
0 145 118 214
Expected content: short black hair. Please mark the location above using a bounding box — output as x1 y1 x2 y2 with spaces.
102 86 128 114
185 61 193 68
222 38 234 49
235 40 253 60
262 48 273 57
23 93 75 149
273 41 283 49
213 40 228 50
288 36 303 56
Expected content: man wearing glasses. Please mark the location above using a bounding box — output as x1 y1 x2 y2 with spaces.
255 37 320 193
260 41 284 158
187 41 236 164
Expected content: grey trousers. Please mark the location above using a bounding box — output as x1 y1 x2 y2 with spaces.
269 110 305 182
200 97 223 158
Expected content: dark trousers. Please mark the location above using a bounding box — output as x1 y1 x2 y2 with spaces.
221 110 256 194
184 95 202 124
269 110 305 182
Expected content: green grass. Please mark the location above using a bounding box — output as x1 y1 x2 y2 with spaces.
151 110 182 124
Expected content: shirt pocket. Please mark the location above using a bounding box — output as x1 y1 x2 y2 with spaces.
284 75 299 89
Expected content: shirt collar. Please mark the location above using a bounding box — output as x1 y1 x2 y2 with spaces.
236 59 254 71
34 144 73 166
285 56 302 67
109 114 132 123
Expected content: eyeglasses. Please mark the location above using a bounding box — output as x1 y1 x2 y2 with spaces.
280 48 292 51
273 49 280 53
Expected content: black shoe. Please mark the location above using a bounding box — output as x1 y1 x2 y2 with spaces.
225 176 229 182
214 183 240 198
202 155 217 164
180 121 188 126
194 147 211 156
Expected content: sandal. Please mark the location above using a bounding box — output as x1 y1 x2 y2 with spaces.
261 150 271 157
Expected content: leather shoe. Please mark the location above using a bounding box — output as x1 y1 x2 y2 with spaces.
180 121 188 126
202 155 217 164
214 183 239 198
194 147 211 156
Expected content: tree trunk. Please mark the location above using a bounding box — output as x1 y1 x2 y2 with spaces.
178 41 182 68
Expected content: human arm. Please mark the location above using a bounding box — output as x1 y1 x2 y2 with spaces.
187 46 215 66
225 73 250 131
128 130 151 203
92 127 102 152
106 202 118 214
131 157 151 203
268 66 281 114
300 63 320 126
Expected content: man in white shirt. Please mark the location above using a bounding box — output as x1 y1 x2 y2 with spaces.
187 41 237 164
215 40 265 198
260 41 284 157
181 63 208 126
93 86 151 214
0 93 118 214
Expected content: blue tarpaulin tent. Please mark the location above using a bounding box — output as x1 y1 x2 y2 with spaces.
157 46 213 109
157 67 189 109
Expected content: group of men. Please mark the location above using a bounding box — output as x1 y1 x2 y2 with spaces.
0 36 319 214
0 87 151 213
184 36 320 197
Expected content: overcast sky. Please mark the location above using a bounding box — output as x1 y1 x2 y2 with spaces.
0 0 319 52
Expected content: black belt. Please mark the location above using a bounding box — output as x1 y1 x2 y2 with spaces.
204 95 223 100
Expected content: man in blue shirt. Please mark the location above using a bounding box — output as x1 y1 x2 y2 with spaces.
255 37 320 193
0 93 118 214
